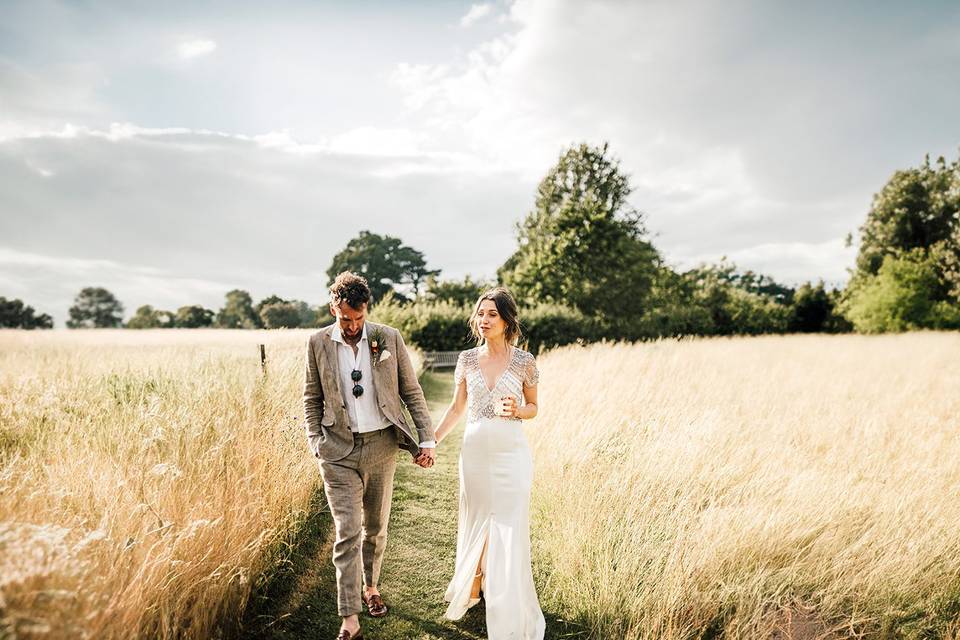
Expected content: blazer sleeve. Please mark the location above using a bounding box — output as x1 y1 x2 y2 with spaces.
394 329 435 444
302 334 325 457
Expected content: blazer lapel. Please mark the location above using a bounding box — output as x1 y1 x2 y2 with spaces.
322 326 344 400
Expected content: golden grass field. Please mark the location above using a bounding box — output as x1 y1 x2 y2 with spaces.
3 329 960 639
528 332 960 639
0 329 358 639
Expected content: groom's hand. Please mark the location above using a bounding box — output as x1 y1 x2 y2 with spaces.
415 447 436 468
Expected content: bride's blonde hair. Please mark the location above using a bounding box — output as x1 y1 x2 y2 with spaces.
469 287 521 346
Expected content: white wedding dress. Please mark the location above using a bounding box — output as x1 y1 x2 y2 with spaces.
444 346 546 640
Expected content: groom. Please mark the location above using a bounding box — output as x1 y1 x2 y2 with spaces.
303 271 436 640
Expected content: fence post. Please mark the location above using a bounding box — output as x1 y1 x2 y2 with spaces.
259 344 266 374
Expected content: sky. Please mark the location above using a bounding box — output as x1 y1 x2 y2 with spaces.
2 0 960 324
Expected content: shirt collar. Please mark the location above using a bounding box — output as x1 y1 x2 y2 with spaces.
331 322 368 345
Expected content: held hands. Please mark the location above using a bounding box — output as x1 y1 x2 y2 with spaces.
414 447 436 469
495 395 519 418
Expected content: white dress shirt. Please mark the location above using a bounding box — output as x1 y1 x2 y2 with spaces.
331 323 435 448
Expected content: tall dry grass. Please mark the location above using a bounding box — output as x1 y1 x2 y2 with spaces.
529 332 960 639
0 329 334 638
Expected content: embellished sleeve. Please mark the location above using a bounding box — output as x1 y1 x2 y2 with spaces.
522 351 540 387
454 350 468 387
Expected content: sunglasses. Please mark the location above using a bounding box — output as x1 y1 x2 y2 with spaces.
351 369 364 397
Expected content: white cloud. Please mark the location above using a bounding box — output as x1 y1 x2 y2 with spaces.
460 3 493 27
0 125 529 323
177 39 217 60
388 0 960 284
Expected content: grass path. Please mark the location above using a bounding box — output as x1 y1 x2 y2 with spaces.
241 371 587 639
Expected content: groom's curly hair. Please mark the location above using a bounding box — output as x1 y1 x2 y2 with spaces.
329 271 371 309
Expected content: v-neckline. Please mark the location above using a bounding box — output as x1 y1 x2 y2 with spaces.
479 346 514 393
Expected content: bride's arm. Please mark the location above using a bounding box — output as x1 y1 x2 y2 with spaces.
434 379 468 445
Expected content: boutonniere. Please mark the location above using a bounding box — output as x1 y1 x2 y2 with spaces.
369 327 391 365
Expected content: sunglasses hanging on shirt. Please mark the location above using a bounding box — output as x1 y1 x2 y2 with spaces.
351 369 364 397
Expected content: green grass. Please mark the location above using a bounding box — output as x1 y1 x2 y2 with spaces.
240 371 588 639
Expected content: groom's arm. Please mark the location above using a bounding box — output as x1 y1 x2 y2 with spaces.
394 329 435 446
302 334 325 458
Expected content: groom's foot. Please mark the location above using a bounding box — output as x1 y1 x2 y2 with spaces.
338 615 362 640
362 586 388 618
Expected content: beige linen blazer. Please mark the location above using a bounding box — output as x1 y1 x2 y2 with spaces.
303 321 434 461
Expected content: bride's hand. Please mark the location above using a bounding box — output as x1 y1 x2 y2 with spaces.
496 395 518 418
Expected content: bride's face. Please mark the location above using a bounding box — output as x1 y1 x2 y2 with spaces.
475 300 506 342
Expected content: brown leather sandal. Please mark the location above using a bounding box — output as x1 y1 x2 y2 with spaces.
336 629 363 640
362 592 388 618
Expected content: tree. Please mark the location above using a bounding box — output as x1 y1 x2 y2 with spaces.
843 152 960 331
67 287 124 328
327 231 440 303
0 297 53 329
254 294 287 318
854 154 960 279
173 305 215 328
259 302 304 329
422 275 491 306
126 305 175 329
497 142 661 322
216 289 261 329
788 281 850 333
843 249 960 333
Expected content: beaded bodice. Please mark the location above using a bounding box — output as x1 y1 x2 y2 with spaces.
454 347 540 423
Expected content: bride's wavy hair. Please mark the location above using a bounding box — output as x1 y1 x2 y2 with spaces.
469 287 522 346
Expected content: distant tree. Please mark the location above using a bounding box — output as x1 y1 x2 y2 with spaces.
680 263 790 335
173 305 215 328
843 249 960 333
788 281 850 333
327 231 440 303
497 142 661 322
255 294 287 317
0 297 53 329
126 304 175 329
422 275 490 306
216 289 261 329
67 287 124 328
292 300 323 327
260 302 304 329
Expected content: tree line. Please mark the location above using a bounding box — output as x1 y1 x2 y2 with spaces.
4 143 958 341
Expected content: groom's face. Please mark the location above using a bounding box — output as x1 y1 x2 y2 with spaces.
330 301 367 340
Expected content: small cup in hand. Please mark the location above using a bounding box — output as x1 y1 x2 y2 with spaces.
495 395 518 418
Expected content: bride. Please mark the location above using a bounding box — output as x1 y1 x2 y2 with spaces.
433 287 545 640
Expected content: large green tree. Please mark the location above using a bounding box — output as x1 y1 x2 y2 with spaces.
497 142 661 322
216 289 261 328
0 297 53 329
327 231 440 303
67 287 124 328
843 249 960 332
854 155 960 279
844 153 960 330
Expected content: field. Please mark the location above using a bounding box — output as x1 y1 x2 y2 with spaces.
0 329 324 639
528 332 960 639
2 330 960 639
